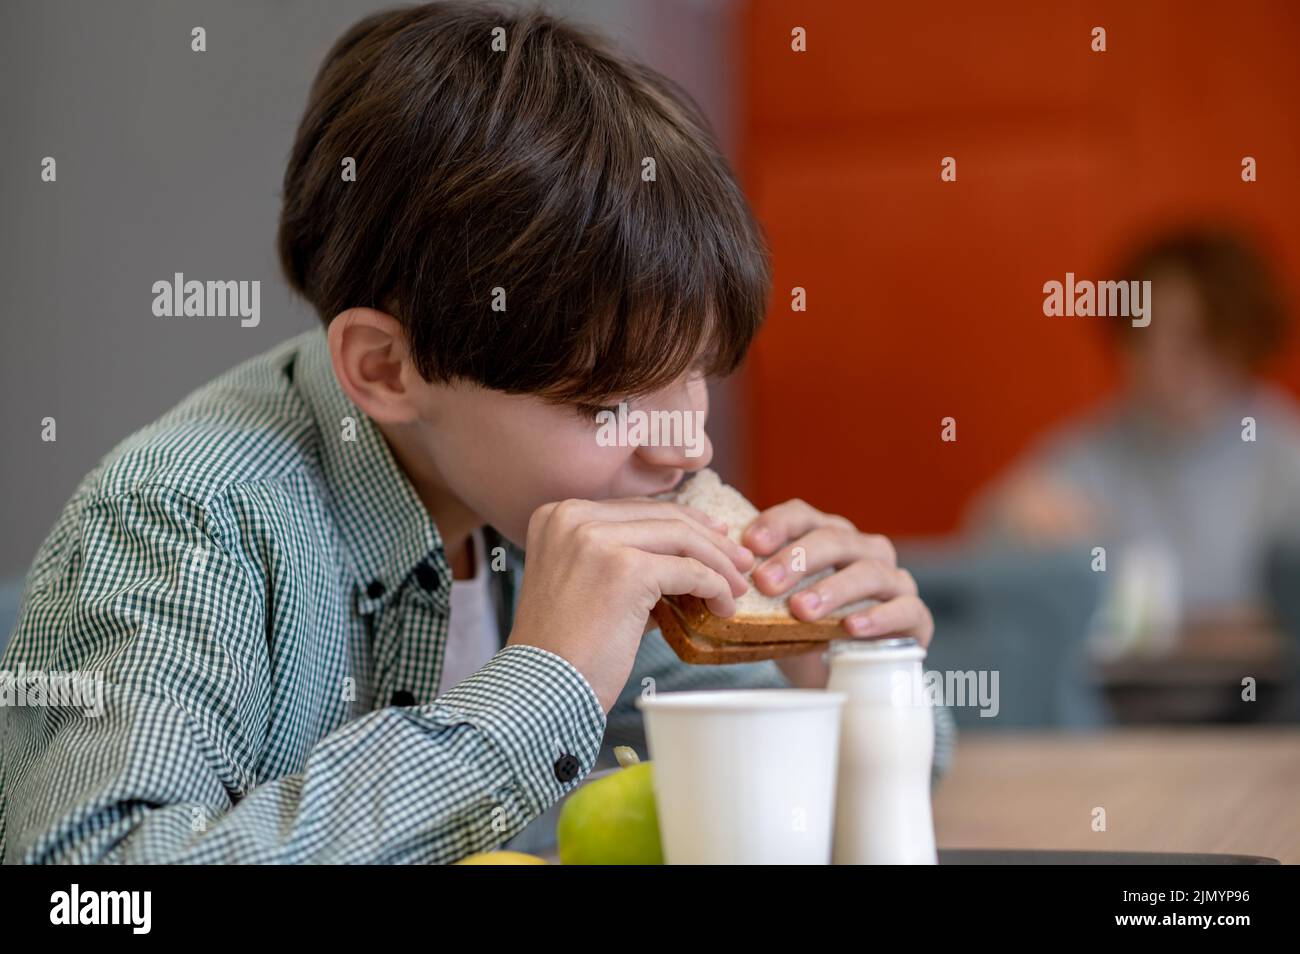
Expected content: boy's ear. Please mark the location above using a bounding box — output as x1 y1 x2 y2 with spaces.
326 308 422 425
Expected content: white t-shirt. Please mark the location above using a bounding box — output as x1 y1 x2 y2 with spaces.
438 527 501 694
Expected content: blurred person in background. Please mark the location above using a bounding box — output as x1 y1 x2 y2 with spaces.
966 228 1300 627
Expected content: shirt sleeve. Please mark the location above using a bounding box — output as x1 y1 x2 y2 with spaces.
1 487 606 864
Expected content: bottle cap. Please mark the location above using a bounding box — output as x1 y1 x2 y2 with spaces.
827 636 919 655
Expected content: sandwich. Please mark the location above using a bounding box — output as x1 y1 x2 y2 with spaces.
650 469 875 664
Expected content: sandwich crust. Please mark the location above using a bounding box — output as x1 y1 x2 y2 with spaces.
671 594 843 643
652 597 831 665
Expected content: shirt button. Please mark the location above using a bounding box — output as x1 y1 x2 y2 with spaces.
366 580 387 599
553 754 581 782
391 690 416 707
415 563 440 592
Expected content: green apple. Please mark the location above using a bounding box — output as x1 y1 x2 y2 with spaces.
556 751 663 865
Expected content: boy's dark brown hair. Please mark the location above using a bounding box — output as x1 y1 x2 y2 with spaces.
1104 227 1289 372
277 0 771 407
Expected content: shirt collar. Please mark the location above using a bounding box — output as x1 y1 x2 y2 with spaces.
293 329 451 614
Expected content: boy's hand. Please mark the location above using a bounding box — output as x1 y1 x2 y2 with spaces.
742 499 933 648
508 498 755 713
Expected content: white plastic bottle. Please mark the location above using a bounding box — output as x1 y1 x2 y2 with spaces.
827 637 938 865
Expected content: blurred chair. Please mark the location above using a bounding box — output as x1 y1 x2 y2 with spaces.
1261 537 1300 722
898 541 1109 730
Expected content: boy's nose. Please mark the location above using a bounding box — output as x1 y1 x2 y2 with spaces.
637 433 714 471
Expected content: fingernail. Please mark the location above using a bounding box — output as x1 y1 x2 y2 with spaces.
796 590 821 612
761 563 785 585
738 546 755 563
848 614 876 635
752 527 772 547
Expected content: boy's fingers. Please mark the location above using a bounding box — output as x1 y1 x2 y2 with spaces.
676 504 732 534
649 553 737 617
742 499 861 557
842 594 934 647
590 519 749 598
600 498 754 570
624 497 729 533
751 525 865 595
787 559 914 621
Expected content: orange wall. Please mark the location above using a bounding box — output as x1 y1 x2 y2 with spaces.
737 0 1300 536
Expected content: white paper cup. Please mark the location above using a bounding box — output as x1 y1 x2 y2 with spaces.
635 689 846 864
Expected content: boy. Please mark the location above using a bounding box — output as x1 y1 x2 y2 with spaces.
1 1 947 864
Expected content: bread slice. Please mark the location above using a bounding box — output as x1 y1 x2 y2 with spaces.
651 469 875 664
651 598 826 665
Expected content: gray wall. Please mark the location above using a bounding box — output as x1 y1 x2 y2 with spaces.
0 0 744 577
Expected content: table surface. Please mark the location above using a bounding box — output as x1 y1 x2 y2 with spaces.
932 727 1300 864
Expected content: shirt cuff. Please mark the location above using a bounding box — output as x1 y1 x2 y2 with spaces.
433 643 607 815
